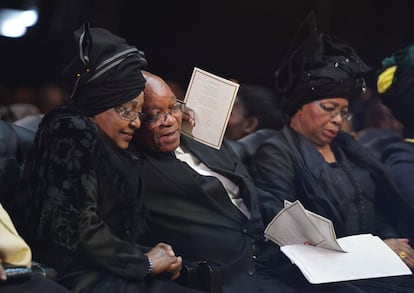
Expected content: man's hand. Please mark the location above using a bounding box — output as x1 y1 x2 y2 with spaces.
145 243 182 280
181 103 196 134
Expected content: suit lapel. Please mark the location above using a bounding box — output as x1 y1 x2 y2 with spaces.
181 135 236 173
142 149 245 223
181 135 256 215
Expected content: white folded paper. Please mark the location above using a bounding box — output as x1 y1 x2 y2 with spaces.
265 200 412 284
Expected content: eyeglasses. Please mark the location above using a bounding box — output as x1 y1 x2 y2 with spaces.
114 103 145 122
316 102 353 121
144 101 184 127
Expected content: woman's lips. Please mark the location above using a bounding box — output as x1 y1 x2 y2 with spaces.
323 129 338 139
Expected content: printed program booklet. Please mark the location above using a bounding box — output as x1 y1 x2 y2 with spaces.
264 200 412 284
182 67 239 149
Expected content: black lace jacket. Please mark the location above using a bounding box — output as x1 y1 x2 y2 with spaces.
15 106 149 281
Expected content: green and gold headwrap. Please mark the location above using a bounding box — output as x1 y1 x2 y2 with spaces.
377 44 414 128
377 45 414 94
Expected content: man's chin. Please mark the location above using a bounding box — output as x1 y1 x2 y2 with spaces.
158 139 180 153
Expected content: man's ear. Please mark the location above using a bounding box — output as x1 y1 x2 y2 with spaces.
242 117 259 135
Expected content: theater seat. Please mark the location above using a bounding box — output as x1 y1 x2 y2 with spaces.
0 120 35 164
0 157 22 209
0 120 35 209
0 120 19 158
0 120 59 281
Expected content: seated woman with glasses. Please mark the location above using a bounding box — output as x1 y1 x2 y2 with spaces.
11 23 200 293
252 13 414 292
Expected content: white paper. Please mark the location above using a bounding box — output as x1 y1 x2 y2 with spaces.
281 234 412 284
265 200 412 284
182 67 239 149
265 200 344 251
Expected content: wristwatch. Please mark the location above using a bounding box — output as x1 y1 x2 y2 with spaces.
145 257 153 278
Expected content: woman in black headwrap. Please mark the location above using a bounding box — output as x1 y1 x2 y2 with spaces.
252 13 414 292
12 23 201 293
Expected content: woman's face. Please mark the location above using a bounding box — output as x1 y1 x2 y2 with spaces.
290 97 350 147
90 92 144 149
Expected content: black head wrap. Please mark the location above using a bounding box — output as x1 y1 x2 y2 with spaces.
62 22 147 116
377 44 414 129
275 12 372 116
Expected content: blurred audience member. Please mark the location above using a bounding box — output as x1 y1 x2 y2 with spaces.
357 98 403 159
0 103 40 123
0 84 12 105
36 83 65 114
225 84 285 141
225 84 286 176
0 85 40 122
8 104 40 121
13 86 37 105
362 98 403 133
377 43 414 212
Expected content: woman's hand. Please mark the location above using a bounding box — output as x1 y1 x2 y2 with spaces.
384 238 414 268
145 243 182 280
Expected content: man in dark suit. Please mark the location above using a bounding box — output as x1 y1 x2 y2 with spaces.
132 71 296 293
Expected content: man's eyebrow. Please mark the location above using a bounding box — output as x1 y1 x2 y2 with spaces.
144 97 177 111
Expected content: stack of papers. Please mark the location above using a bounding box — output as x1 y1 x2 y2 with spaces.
264 200 412 284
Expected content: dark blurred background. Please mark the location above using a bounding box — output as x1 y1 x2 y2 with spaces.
1 0 414 93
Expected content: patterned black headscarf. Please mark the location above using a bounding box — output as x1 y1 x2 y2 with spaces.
275 12 372 116
62 22 147 116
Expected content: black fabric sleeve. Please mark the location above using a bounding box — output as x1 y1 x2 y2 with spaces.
253 138 297 225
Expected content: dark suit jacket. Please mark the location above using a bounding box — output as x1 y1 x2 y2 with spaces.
139 136 283 293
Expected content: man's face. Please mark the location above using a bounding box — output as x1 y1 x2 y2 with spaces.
135 82 182 152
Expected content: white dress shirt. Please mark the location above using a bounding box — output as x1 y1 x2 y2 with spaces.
175 145 251 219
